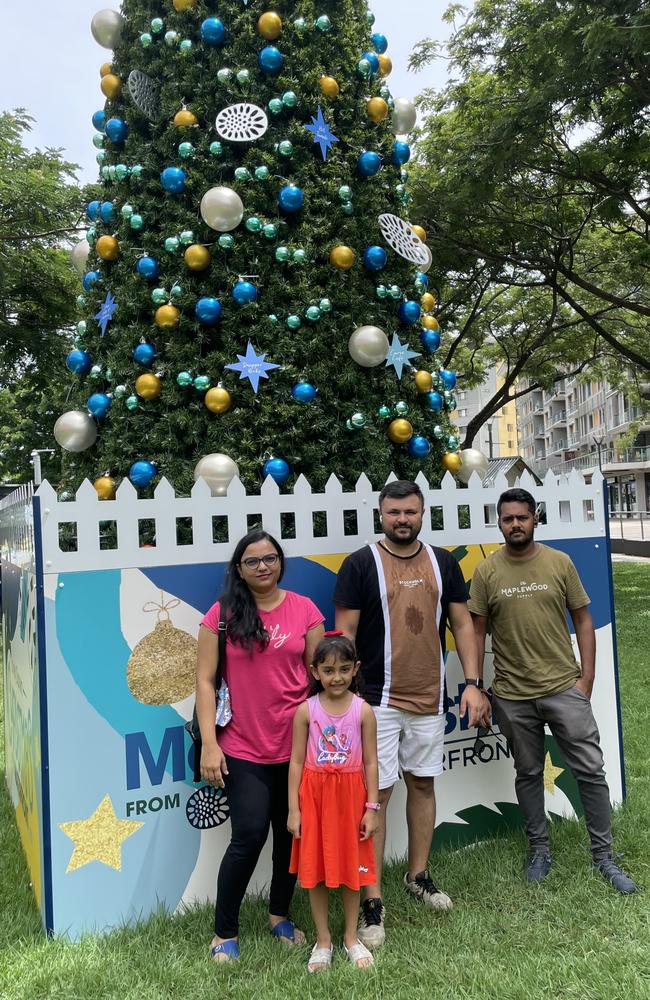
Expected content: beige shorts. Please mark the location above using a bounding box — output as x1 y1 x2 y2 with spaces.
372 706 446 789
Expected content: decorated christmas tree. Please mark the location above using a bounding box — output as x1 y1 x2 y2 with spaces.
60 0 462 497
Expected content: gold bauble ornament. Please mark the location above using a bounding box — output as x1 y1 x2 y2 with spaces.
204 386 232 414
258 11 282 40
421 292 436 312
127 593 198 705
136 373 162 400
442 452 462 474
367 97 389 123
388 418 413 444
100 73 122 99
320 75 340 100
329 245 355 271
96 235 119 261
422 315 440 331
377 53 393 77
412 225 427 243
173 0 197 9
173 108 198 128
155 304 180 329
93 476 116 500
99 62 112 78
184 244 211 271
414 370 434 393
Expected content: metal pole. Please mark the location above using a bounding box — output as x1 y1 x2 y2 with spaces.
30 449 55 487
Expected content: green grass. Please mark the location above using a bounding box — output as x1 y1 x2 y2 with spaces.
1 565 650 1000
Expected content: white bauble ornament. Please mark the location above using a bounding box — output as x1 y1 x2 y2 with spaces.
90 9 124 49
348 326 390 367
54 411 98 452
193 453 240 496
70 239 90 275
391 97 417 135
456 448 490 484
199 186 245 232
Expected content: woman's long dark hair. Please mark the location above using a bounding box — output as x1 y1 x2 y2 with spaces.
220 529 285 651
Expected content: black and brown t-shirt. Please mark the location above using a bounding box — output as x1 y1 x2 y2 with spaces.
334 543 468 715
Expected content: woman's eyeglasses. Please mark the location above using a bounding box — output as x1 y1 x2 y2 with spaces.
240 554 280 570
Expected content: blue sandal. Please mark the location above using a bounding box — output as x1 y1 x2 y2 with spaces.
270 919 302 944
210 939 240 961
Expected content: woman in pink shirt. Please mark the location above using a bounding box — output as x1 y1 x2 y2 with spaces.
195 529 324 962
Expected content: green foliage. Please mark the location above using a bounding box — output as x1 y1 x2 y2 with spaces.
63 0 454 494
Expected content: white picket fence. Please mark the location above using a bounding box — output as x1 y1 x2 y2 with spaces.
19 468 607 575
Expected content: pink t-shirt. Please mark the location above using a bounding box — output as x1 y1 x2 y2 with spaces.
201 591 324 764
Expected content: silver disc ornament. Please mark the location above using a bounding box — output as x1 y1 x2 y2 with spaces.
215 103 269 142
378 213 429 266
127 70 160 120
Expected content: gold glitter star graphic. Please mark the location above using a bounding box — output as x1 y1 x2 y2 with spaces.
59 795 144 873
543 752 565 794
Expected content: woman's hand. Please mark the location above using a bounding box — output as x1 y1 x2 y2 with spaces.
200 745 229 788
287 809 301 838
360 809 378 841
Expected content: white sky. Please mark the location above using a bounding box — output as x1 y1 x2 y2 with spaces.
2 1 452 183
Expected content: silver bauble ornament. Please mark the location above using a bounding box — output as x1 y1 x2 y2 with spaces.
199 186 245 232
193 453 240 496
70 239 90 275
54 411 98 453
391 97 417 135
456 448 490 484
90 9 124 49
348 325 390 367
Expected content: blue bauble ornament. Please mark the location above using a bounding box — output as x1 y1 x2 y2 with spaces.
259 45 283 74
86 200 100 221
391 141 411 166
195 296 222 324
416 271 429 288
82 271 101 291
99 201 115 224
232 280 257 304
424 390 443 412
105 118 129 144
420 329 441 353
398 300 421 324
161 166 186 193
136 256 159 280
92 110 106 132
201 17 225 46
278 184 304 212
87 393 112 419
132 342 157 366
362 50 380 74
66 350 93 375
263 457 290 485
439 368 457 390
129 460 157 488
407 435 431 458
357 151 382 177
371 32 388 53
291 382 317 404
363 245 388 271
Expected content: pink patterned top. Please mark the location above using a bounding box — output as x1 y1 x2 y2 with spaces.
305 694 364 773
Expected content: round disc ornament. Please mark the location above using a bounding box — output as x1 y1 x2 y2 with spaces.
127 71 160 120
378 213 429 266
215 103 268 142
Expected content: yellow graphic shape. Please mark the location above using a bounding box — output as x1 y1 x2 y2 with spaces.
59 795 144 873
305 553 349 574
543 753 564 794
445 544 501 651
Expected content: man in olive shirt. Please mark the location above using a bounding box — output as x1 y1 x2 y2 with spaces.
469 488 636 893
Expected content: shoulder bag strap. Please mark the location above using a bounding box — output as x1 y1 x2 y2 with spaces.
216 609 227 689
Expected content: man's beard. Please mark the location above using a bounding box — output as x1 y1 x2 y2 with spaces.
507 529 533 549
384 524 420 546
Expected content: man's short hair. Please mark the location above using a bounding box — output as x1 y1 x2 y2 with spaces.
497 488 536 516
378 479 424 509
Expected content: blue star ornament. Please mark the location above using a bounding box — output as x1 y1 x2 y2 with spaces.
95 290 118 337
304 105 339 161
224 340 280 393
385 333 421 379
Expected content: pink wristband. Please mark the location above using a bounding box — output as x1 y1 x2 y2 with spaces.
365 801 380 811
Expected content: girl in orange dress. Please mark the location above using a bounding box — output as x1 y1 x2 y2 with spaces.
288 633 379 972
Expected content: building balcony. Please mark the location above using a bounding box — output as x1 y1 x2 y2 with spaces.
548 410 567 427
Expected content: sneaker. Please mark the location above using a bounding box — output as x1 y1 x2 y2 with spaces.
524 851 552 883
403 870 453 909
357 897 385 949
595 855 637 894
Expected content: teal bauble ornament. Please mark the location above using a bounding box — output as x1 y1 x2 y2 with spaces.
305 305 321 321
179 230 194 245
367 11 376 25
341 202 354 216
90 365 102 379
194 375 210 391
76 295 86 307
395 401 409 416
315 15 332 32
170 283 183 299
376 285 388 299
401 169 409 183
129 214 144 230
130 164 143 178
115 164 129 180
86 227 96 243
263 223 278 239
165 30 179 45
282 91 298 108
101 166 111 179
114 384 126 398
378 404 391 419
338 185 352 202
92 133 104 149
234 167 251 182
179 39 193 54
357 59 372 79
217 68 232 84
293 17 307 32
389 285 402 300
292 249 308 264
267 314 278 323
165 237 180 252
150 18 164 34
177 371 193 387
237 69 251 85
268 98 283 115
255 165 270 180
209 141 223 157
96 152 106 165
246 216 262 232
447 395 457 410
77 321 87 335
278 140 294 157
140 32 152 47
218 234 234 249
275 246 290 262
178 141 194 159
350 412 367 428
319 298 332 312
286 315 301 330
433 424 445 439
395 184 405 197
107 166 117 180
151 288 168 304
126 395 139 411
447 434 459 450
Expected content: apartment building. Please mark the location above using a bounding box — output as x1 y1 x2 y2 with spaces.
452 365 519 459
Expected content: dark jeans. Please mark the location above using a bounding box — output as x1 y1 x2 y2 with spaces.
214 755 296 938
494 686 613 861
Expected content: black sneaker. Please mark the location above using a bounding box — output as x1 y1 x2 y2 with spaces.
524 852 552 882
357 897 385 948
595 855 637 894
403 870 453 909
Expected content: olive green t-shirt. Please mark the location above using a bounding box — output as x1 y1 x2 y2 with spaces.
468 544 590 700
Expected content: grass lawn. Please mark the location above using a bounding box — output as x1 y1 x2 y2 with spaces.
1 564 649 1000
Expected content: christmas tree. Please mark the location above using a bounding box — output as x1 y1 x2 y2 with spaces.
59 0 461 497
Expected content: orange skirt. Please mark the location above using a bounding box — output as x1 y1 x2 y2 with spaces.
289 767 377 890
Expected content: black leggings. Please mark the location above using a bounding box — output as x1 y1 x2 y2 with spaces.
214 755 296 938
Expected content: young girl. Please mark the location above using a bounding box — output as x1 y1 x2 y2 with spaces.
288 633 379 972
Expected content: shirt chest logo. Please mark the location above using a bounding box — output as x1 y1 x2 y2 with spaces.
267 623 290 647
500 580 549 599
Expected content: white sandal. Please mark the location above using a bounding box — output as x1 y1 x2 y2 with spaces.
308 942 333 973
344 939 374 968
